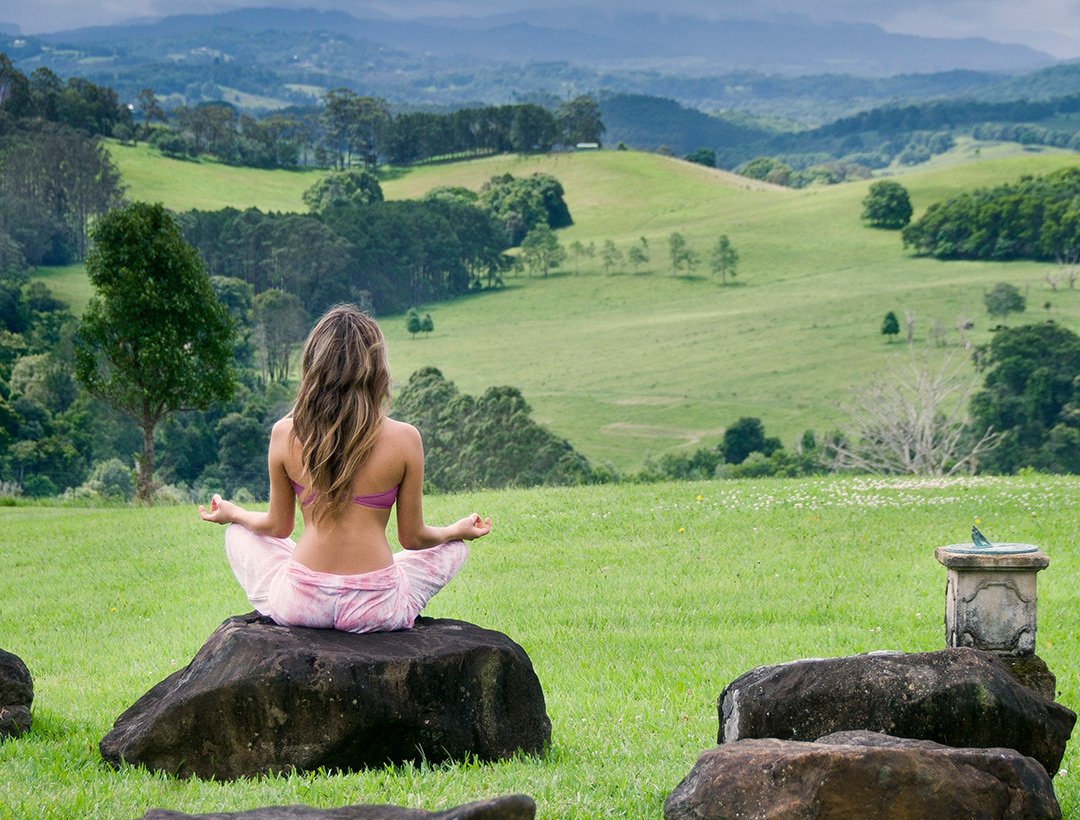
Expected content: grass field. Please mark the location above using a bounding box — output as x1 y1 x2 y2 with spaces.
0 475 1076 818
109 141 324 213
378 148 1080 470
69 142 1080 472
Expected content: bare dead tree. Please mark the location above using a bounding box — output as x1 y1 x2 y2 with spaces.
903 308 916 346
826 354 999 476
956 316 974 349
1055 251 1079 290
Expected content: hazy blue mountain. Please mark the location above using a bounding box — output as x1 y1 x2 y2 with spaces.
29 6 1055 77
0 5 1064 126
977 62 1080 100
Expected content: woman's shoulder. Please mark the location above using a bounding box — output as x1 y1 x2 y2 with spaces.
270 415 295 439
382 417 421 444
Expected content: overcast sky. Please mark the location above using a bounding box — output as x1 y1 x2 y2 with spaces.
5 0 1080 59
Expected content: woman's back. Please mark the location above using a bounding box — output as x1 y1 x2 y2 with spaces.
281 416 418 575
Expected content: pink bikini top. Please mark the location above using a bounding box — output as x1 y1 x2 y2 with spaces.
289 479 398 510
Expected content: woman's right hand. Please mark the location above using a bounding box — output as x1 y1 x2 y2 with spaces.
455 513 492 541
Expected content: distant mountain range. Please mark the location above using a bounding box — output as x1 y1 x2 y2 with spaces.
23 7 1057 76
0 6 1066 123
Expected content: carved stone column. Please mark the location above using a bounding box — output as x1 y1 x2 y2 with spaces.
935 542 1057 700
935 544 1048 655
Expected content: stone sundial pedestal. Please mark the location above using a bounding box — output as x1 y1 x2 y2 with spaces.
935 541 1056 700
935 542 1047 655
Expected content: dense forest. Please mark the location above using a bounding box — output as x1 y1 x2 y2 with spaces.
902 167 1080 262
146 91 605 169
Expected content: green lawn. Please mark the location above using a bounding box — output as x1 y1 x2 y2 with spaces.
1 476 1076 817
51 143 1075 473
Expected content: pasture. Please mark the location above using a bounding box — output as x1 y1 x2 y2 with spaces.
1 476 1077 817
102 141 1080 471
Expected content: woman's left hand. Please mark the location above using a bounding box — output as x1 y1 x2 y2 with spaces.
456 513 492 541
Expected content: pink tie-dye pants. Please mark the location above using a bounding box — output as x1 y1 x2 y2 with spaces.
224 524 468 633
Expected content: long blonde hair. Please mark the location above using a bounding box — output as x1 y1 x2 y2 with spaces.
291 304 391 521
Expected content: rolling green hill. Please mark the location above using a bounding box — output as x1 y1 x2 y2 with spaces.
102 141 1080 472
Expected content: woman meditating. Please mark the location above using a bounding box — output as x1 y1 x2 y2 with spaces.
200 304 491 633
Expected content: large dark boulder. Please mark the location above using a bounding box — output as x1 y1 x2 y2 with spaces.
101 614 550 779
665 732 1060 820
717 647 1075 775
0 648 32 738
137 794 536 819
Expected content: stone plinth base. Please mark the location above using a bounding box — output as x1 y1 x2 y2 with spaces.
935 547 1048 655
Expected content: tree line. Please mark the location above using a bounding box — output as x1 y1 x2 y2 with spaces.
902 167 1080 262
0 57 127 271
142 87 604 170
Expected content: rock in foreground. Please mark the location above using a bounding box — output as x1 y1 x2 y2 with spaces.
665 733 1060 820
101 614 550 779
0 648 32 738
138 794 536 819
718 647 1075 774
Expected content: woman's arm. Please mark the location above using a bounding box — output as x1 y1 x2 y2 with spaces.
394 423 491 549
199 419 297 538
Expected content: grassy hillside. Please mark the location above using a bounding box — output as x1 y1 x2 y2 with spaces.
110 141 323 212
101 142 1080 471
2 476 1077 817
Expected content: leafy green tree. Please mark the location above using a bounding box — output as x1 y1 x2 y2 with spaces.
556 95 605 146
739 156 793 186
302 167 384 213
210 276 256 367
668 232 689 275
628 240 649 273
86 457 136 501
136 88 168 134
862 180 913 229
405 307 422 338
722 417 781 465
710 235 739 284
420 313 434 335
320 88 389 168
685 147 716 167
75 202 237 501
478 173 572 246
881 310 900 340
971 323 1080 474
521 223 566 277
569 239 595 274
904 168 1080 261
983 283 1026 322
600 240 623 275
509 104 558 152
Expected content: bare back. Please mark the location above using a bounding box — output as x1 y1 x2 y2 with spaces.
270 416 425 575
